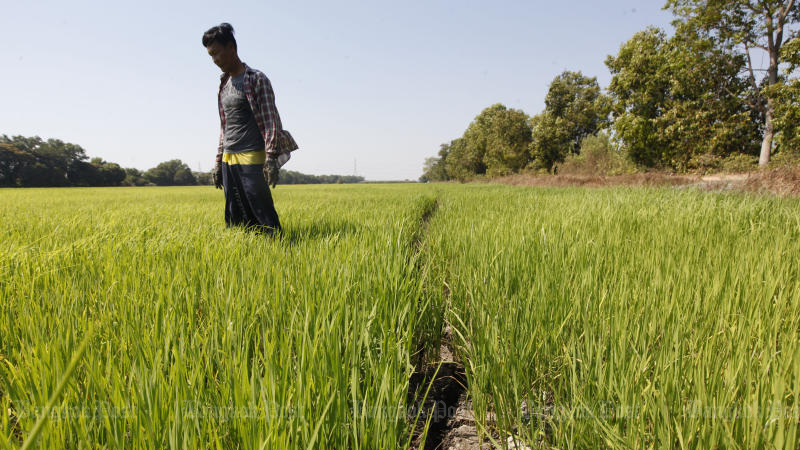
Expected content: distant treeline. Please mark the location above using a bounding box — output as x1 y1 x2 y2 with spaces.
422 2 800 181
0 135 363 187
279 170 364 184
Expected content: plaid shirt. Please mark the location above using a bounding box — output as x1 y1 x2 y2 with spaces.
216 63 297 167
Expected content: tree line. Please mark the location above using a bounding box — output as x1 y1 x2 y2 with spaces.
279 170 364 184
422 0 799 182
0 135 363 187
0 134 204 187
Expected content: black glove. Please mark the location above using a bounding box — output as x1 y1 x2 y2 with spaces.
264 157 279 188
212 159 223 190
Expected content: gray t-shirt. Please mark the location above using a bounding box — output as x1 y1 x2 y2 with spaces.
221 73 264 153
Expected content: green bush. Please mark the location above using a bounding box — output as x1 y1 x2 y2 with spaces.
686 153 722 174
767 150 800 168
687 153 758 174
556 132 637 176
719 153 758 173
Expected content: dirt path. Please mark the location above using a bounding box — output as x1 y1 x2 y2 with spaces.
683 173 749 191
698 174 748 182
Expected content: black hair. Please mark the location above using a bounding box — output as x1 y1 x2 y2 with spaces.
202 23 237 50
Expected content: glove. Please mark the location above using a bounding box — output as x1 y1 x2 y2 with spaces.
212 157 223 190
264 157 279 188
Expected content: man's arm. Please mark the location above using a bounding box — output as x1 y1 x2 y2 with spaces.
253 73 281 158
216 124 224 165
213 109 224 189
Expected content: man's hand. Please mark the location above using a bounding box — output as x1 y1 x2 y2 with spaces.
264 157 279 188
212 162 223 189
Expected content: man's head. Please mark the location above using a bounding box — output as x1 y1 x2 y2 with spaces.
203 23 238 73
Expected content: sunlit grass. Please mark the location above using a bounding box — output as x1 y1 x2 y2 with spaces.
2 183 799 448
1 185 437 449
423 185 800 448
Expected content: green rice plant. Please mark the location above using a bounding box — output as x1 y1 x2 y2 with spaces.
423 185 800 449
0 184 439 449
3 183 799 449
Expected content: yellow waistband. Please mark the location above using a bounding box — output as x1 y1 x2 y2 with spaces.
223 150 266 165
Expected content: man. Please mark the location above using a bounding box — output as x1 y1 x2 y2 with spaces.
202 23 297 234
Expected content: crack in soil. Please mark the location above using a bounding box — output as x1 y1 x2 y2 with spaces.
405 195 487 449
406 195 469 449
406 326 468 450
411 197 440 253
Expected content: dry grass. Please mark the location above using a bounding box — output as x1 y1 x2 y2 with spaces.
480 166 800 197
743 164 800 196
481 172 700 188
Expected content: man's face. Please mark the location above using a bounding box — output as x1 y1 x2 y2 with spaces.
206 41 236 73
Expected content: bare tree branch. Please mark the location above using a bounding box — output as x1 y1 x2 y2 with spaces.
766 7 776 54
780 0 796 21
775 0 795 51
744 42 762 93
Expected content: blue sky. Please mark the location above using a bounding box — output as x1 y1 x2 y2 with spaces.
2 1 676 180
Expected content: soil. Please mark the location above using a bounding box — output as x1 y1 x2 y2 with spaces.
406 326 473 449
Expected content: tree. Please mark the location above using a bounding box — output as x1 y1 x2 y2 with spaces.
666 0 799 166
96 161 126 186
173 167 197 185
122 168 149 186
67 160 100 186
606 27 761 169
544 71 611 155
0 143 34 186
67 157 126 186
529 112 573 172
479 106 533 176
144 160 197 186
445 104 532 178
420 142 450 182
256 169 364 185
660 26 762 168
765 35 800 153
444 137 481 181
606 28 678 167
194 171 213 185
0 135 89 186
527 71 610 171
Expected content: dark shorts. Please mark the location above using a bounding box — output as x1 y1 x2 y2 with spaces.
221 162 281 234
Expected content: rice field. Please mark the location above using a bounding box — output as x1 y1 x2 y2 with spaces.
423 185 800 449
1 184 799 449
